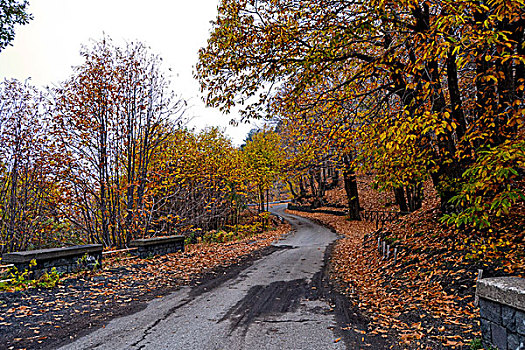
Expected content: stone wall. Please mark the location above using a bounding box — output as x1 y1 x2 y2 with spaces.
129 235 184 258
2 244 103 277
477 277 525 350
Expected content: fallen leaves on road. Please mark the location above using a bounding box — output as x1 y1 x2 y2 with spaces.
0 222 290 350
288 204 523 349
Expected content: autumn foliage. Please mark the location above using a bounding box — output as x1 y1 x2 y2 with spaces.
0 37 284 253
197 0 525 229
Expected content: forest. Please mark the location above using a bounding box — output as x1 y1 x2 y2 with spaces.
0 37 290 253
0 0 523 256
0 0 524 349
196 0 524 229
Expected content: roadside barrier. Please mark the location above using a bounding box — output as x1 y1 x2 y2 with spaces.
476 277 525 349
359 210 409 229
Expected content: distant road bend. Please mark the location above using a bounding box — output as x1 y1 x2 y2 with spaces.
60 204 354 350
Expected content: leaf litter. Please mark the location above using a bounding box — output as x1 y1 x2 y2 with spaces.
0 222 290 350
287 177 524 349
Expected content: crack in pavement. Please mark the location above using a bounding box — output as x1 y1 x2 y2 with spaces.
129 298 193 349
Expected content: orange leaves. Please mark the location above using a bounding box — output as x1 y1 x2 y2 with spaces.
199 0 525 235
289 198 505 348
107 222 289 285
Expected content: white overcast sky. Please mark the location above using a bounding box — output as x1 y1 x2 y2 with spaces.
0 0 256 145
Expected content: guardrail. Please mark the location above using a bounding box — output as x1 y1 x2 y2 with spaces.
102 247 138 256
476 277 525 349
129 235 184 258
2 244 103 277
0 237 184 281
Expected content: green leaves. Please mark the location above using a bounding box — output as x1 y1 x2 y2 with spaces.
211 0 521 225
0 0 32 52
443 140 525 228
241 127 284 208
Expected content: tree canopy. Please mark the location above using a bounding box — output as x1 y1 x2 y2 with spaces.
0 36 287 253
197 0 525 228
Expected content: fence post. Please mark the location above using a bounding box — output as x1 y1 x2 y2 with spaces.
393 247 398 264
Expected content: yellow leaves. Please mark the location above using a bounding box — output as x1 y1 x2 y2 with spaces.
242 127 283 190
485 75 498 84
479 4 490 12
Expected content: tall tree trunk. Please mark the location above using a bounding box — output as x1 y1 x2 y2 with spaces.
394 187 409 212
99 122 110 247
446 49 467 141
258 186 264 213
342 156 360 220
287 180 298 200
406 182 423 212
311 169 326 208
299 176 307 198
266 188 269 212
308 173 316 199
330 168 339 188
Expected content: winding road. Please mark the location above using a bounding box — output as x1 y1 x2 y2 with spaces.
60 204 351 350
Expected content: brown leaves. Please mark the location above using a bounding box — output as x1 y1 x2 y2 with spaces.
288 204 501 348
0 223 290 349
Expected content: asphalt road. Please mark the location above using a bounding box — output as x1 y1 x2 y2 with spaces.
60 204 348 350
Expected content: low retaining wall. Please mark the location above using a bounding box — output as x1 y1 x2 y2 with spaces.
2 244 103 277
129 235 184 258
477 277 525 350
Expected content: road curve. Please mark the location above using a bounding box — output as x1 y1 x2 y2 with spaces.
60 204 347 350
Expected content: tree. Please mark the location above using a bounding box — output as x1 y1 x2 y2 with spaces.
53 37 186 247
0 79 65 253
197 0 525 226
274 79 363 217
0 0 32 52
147 127 247 234
242 128 283 213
